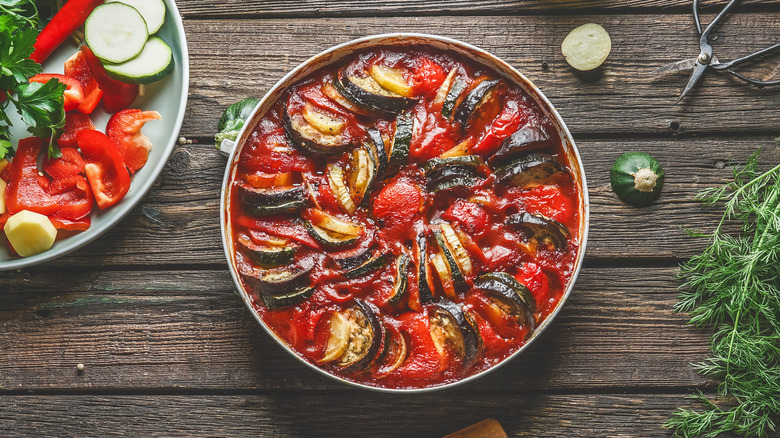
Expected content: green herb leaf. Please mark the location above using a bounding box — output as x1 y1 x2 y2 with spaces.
0 25 41 90
0 138 13 159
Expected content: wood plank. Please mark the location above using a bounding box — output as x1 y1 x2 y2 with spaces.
26 136 778 268
0 393 700 437
181 15 780 137
0 266 710 391
176 0 780 18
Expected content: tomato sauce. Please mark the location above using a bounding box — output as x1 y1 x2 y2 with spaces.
228 46 582 389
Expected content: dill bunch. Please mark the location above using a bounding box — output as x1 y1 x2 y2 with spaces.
665 149 780 438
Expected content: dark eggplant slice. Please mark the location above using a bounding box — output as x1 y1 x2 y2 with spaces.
305 220 360 248
441 76 467 120
495 153 566 187
488 125 554 168
373 325 408 376
453 79 500 127
243 199 308 217
507 212 570 250
261 286 315 310
425 166 477 191
475 272 536 333
343 251 390 279
237 182 307 207
431 176 480 194
240 259 313 297
387 252 410 305
365 128 388 184
429 299 481 366
330 228 376 270
422 155 483 175
415 232 435 303
432 228 468 294
284 105 352 156
322 80 374 116
386 110 413 177
337 299 384 369
339 73 416 114
237 234 296 268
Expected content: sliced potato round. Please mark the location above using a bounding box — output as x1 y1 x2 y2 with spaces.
561 23 611 71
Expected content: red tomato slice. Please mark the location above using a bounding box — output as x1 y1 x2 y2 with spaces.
372 180 421 224
29 73 84 112
106 109 162 173
43 147 85 179
410 57 446 97
58 112 95 148
442 199 489 235
81 46 138 113
64 50 103 114
76 130 131 209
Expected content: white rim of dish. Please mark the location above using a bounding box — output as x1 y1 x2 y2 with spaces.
220 33 590 393
0 0 189 271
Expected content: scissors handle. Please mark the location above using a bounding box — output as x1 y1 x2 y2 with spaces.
694 0 741 50
711 43 780 70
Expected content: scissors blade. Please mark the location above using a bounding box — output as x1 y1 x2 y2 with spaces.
651 58 697 76
677 61 709 104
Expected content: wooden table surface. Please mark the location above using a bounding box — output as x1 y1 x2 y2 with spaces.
2 1 779 436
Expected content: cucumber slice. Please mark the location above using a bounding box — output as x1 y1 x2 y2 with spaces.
107 0 166 34
85 3 149 64
103 37 174 84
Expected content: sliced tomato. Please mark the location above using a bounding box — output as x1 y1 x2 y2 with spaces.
76 130 131 209
516 262 549 308
81 46 138 113
43 147 85 179
47 175 93 220
106 109 162 173
29 74 84 112
442 199 489 235
58 112 96 149
516 184 576 226
410 57 446 97
64 50 103 114
372 180 422 224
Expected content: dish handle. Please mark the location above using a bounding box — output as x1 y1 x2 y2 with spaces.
219 138 236 157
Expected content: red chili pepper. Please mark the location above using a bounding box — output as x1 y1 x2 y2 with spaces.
30 0 105 64
43 146 86 179
106 109 161 173
80 46 138 113
29 74 84 112
76 129 131 209
58 112 95 148
64 50 103 114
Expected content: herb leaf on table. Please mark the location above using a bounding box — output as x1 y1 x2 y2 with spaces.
666 150 780 438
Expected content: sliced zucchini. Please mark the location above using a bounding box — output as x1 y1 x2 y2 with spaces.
302 101 346 135
385 110 413 177
344 251 390 279
261 286 315 310
337 300 384 369
387 253 411 305
304 222 358 249
365 128 388 184
425 166 477 191
308 208 362 236
237 182 307 207
453 79 500 128
240 261 313 297
346 146 376 204
442 75 467 120
507 212 570 250
429 299 481 366
331 236 376 270
102 36 174 84
238 234 296 268
374 325 408 376
322 81 373 116
107 0 166 34
475 272 535 335
433 228 468 294
339 73 416 114
440 223 472 276
85 3 148 64
284 105 352 156
422 155 483 175
495 153 566 187
327 164 357 214
488 125 554 168
319 311 351 364
431 176 480 194
243 199 308 217
369 65 413 97
305 209 362 249
477 272 537 314
414 232 434 304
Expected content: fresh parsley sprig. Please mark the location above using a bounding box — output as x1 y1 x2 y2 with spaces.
665 149 780 438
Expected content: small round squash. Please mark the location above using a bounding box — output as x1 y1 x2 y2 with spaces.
610 152 665 206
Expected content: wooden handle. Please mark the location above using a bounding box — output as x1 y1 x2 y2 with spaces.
444 419 507 438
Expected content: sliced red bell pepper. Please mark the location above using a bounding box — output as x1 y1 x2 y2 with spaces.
29 74 84 112
76 129 131 209
30 0 105 64
106 109 161 173
58 112 95 148
3 137 58 216
49 216 91 231
43 147 86 179
48 174 93 220
442 199 489 235
81 46 138 113
64 50 103 114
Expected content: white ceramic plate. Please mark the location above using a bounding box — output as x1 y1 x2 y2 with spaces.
0 0 189 271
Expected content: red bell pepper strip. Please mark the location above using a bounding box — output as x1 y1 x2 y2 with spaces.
76 129 131 209
58 112 95 148
49 216 91 231
30 0 105 64
47 174 94 220
29 74 84 112
64 50 103 114
3 137 58 216
43 147 86 179
106 109 161 173
81 46 138 113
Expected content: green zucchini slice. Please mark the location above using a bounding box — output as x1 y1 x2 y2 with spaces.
487 125 554 168
365 128 388 184
343 251 390 279
284 105 352 156
433 228 468 293
386 111 413 177
453 79 500 128
330 228 376 270
431 176 480 194
422 155 483 175
261 286 315 310
441 76 467 120
237 182 307 207
346 145 377 205
610 152 664 206
429 299 481 366
495 153 566 187
322 81 374 116
339 73 416 114
237 234 296 268
507 212 570 250
243 199 308 217
440 223 472 276
327 164 357 214
387 252 410 305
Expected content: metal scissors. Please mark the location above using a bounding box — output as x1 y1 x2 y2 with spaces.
652 0 780 103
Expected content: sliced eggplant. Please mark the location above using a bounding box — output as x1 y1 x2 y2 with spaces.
237 182 307 207
238 234 296 268
365 128 388 184
425 166 477 191
386 110 413 177
243 199 308 217
487 125 554 168
415 232 435 303
373 326 408 376
507 212 570 250
442 75 467 120
339 73 416 114
343 251 390 279
330 228 376 270
261 286 315 310
301 101 346 135
453 79 500 127
337 300 384 369
477 272 537 313
386 252 410 305
431 176 480 194
284 105 352 156
240 260 313 297
321 81 373 117
429 299 481 366
433 228 468 294
495 153 566 187
475 273 536 336
327 163 357 214
422 155 483 175
369 64 413 97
